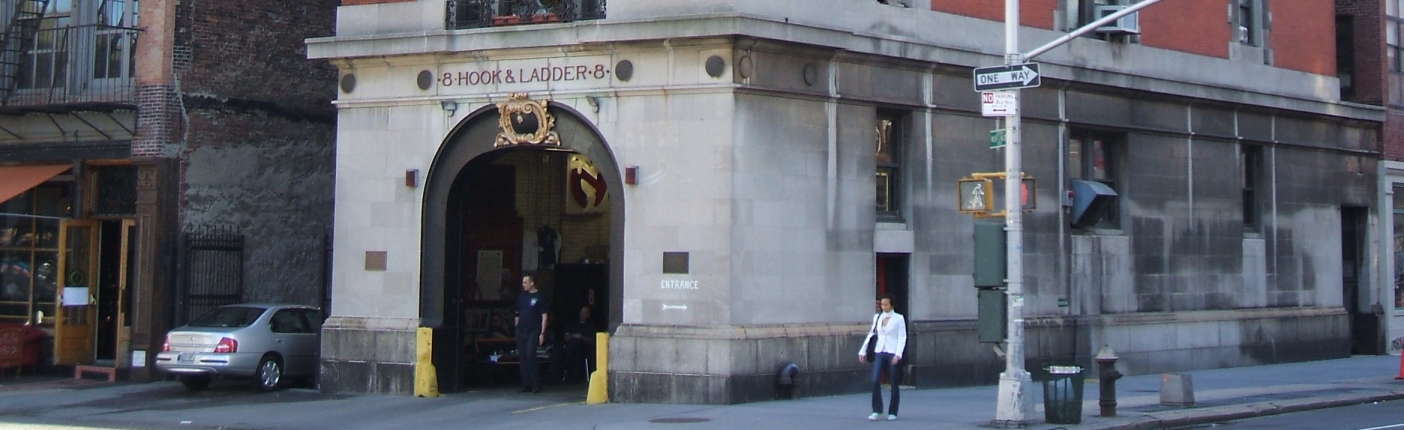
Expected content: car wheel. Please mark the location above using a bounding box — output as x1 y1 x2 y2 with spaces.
180 375 211 391
256 356 284 392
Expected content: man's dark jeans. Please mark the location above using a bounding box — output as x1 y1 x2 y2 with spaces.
869 352 902 415
517 330 541 390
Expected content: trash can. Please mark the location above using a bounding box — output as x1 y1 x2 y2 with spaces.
1042 365 1085 425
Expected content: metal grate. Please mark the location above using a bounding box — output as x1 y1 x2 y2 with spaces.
92 165 136 216
176 225 243 325
446 0 605 30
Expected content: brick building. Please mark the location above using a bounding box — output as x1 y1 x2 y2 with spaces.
309 0 1386 403
0 0 336 380
1346 0 1404 356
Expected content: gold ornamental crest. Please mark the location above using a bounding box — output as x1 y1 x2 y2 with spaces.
495 93 560 147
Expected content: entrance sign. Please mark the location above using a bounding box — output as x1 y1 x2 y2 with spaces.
981 91 1018 117
973 63 1041 91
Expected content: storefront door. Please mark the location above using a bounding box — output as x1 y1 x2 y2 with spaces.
96 219 135 365
54 219 98 365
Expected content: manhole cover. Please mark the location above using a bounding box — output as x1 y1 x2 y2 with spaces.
649 417 712 424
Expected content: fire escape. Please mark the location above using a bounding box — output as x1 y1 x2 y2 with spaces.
0 0 139 113
0 0 139 157
0 0 49 105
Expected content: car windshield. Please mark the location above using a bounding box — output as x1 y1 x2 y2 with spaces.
187 306 265 328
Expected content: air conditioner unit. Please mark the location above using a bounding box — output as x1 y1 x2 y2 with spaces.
1094 5 1141 35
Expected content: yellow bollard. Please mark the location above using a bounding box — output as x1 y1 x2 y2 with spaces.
585 332 609 404
415 327 440 398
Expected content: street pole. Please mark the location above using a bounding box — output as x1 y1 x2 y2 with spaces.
984 0 1162 426
993 0 1032 426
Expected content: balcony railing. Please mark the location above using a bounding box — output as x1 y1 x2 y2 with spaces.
0 24 139 110
447 0 605 30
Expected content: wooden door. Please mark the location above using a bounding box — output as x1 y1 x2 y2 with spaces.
114 219 134 367
54 219 98 365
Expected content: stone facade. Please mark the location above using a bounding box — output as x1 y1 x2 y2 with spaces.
310 0 1385 401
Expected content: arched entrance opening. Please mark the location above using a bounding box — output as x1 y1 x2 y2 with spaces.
421 96 624 393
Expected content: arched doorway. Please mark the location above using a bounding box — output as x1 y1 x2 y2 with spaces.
421 95 624 393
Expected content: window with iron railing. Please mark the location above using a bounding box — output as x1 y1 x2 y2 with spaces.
447 0 605 30
1 0 138 107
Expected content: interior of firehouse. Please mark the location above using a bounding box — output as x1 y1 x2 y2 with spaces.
433 147 612 392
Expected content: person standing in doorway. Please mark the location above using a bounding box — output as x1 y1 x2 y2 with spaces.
562 304 596 383
858 294 906 421
515 274 550 393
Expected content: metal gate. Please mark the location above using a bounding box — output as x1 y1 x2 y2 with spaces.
176 225 243 325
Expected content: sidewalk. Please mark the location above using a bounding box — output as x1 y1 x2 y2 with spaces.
0 355 1399 430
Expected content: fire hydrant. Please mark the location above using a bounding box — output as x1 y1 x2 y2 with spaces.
1095 345 1122 417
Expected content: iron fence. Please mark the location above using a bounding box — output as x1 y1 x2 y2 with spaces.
1 24 138 108
176 225 243 326
446 0 605 30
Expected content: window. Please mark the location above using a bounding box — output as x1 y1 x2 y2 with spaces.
1391 0 1404 72
93 0 138 81
93 166 136 216
1068 131 1122 229
875 110 906 220
298 309 324 332
1242 145 1263 230
1076 0 1111 27
188 306 263 328
1393 187 1404 309
1337 15 1355 100
18 0 72 90
0 182 72 326
271 309 311 334
1237 0 1256 46
13 0 139 92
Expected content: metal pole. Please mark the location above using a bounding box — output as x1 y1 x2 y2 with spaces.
994 0 1033 426
1024 0 1164 60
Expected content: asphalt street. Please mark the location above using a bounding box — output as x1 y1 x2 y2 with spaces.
1168 399 1404 430
0 355 1399 430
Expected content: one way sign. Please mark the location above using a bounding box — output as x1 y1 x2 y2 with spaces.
972 63 1041 91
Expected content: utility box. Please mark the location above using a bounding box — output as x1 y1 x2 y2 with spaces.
973 221 1006 287
977 289 1007 343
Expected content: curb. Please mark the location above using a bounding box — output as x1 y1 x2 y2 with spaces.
1081 389 1404 430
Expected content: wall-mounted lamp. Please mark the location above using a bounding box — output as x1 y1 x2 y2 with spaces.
625 166 639 185
440 100 458 116
405 169 419 188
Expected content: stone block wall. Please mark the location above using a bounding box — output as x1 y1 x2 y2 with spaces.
319 319 418 394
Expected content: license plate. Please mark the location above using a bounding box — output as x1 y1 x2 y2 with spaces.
177 353 192 363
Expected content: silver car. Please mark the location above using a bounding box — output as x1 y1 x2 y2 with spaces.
155 304 322 391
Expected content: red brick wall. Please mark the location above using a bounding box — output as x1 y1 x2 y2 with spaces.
931 0 1056 29
1384 110 1404 162
172 0 338 304
1140 0 1230 58
179 0 338 117
1271 1 1337 75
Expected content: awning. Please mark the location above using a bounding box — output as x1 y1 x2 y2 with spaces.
0 164 70 207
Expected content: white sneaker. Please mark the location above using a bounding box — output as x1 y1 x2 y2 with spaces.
887 415 897 421
867 413 880 421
